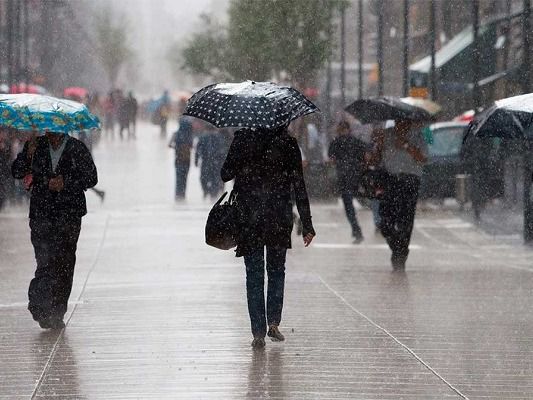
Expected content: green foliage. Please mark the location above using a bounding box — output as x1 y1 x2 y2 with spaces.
93 6 132 86
178 0 348 85
176 14 230 80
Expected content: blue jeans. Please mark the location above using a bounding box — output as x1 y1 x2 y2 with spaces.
243 247 287 337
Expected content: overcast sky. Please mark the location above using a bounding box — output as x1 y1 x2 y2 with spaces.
101 0 229 97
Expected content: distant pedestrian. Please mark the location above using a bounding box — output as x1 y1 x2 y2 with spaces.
195 128 225 199
157 90 171 137
372 120 428 270
0 129 11 210
11 132 98 329
462 138 494 220
169 116 193 199
103 91 116 138
126 92 138 139
221 126 315 348
117 92 129 140
328 120 366 243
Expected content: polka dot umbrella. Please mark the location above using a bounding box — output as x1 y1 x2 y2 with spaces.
183 81 319 130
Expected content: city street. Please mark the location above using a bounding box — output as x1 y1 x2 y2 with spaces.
1 122 533 399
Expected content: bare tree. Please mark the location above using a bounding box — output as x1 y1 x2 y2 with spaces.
93 5 132 87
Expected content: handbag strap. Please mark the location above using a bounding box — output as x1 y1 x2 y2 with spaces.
228 190 238 205
214 192 227 206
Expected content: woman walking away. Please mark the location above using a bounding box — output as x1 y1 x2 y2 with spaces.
372 120 427 270
221 126 316 348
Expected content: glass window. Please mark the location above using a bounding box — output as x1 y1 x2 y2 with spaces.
428 127 465 157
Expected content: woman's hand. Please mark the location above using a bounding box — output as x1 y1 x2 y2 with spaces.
303 233 315 247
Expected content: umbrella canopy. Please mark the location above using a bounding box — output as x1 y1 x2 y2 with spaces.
454 109 475 122
345 96 433 124
183 81 319 130
464 93 533 141
400 97 442 115
0 93 100 133
63 86 88 100
10 83 49 95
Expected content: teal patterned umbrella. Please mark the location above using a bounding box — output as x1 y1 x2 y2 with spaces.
0 94 100 133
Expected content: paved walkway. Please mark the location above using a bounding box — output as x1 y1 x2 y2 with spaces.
1 123 533 399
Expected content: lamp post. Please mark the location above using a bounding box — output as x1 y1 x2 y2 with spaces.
340 4 346 106
357 0 364 98
377 0 384 96
429 0 437 100
522 0 533 243
403 0 410 97
472 0 480 109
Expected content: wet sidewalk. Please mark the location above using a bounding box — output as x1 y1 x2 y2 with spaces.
2 123 533 399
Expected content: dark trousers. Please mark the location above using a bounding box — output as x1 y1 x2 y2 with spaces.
200 165 223 198
341 192 363 238
175 162 190 198
29 218 81 322
243 246 287 337
379 174 420 262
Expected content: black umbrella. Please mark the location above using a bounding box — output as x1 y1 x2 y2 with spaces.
345 96 433 124
183 81 319 130
464 93 533 141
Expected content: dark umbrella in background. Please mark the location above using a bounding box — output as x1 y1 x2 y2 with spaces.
184 81 319 130
463 93 533 141
345 96 433 124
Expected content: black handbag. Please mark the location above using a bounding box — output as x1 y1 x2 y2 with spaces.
357 167 390 199
205 191 240 250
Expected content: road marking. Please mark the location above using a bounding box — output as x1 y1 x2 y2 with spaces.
0 301 84 309
313 243 422 250
31 215 111 400
314 222 341 227
318 275 470 400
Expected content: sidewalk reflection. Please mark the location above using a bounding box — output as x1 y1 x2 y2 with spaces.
247 346 287 399
34 333 84 399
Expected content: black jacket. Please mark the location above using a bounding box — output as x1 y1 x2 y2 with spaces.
328 134 367 193
221 129 315 257
11 135 98 220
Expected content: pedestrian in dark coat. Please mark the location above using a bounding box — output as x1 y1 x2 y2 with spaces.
169 116 193 199
11 133 97 329
328 120 367 243
372 120 427 270
221 126 315 348
195 130 225 199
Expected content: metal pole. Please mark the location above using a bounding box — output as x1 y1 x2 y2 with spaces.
340 5 346 106
377 0 384 96
429 0 437 100
7 0 14 90
523 0 531 93
522 0 533 243
357 0 364 98
403 0 410 97
15 0 21 85
503 0 512 96
23 0 29 86
0 2 3 83
325 57 332 124
472 0 480 108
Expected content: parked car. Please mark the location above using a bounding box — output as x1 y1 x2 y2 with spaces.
419 121 504 199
